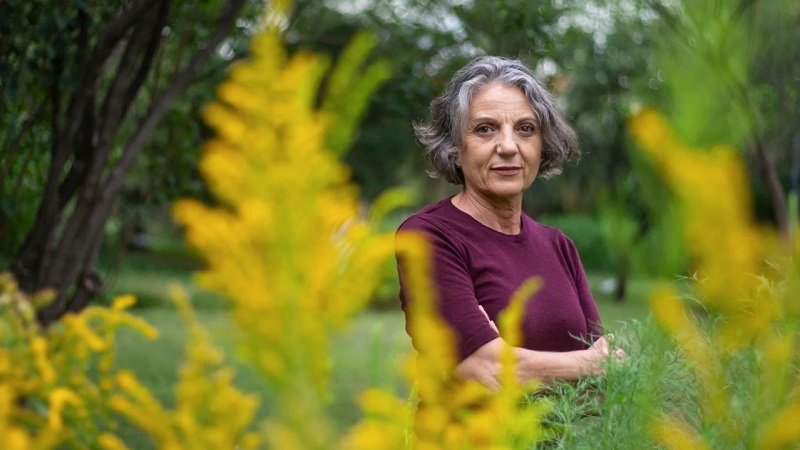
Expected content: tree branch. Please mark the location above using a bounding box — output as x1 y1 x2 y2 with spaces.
61 0 156 151
97 3 163 149
37 0 247 322
104 0 246 197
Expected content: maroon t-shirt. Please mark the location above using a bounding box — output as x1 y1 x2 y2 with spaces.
397 198 604 362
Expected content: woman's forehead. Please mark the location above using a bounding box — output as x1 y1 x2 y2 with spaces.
468 84 537 120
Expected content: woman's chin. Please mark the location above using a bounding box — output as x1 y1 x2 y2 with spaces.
485 188 525 202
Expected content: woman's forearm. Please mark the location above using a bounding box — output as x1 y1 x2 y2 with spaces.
455 337 608 390
513 346 602 382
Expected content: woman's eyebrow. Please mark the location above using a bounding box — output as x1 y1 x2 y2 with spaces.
468 114 538 124
468 116 500 125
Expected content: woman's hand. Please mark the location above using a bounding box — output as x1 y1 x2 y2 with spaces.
580 335 626 375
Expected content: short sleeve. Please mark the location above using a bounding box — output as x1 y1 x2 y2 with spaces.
396 216 500 361
559 233 604 341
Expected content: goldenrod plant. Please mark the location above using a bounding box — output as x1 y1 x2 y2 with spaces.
630 108 800 450
172 1 401 448
103 284 262 450
0 273 158 449
620 0 800 446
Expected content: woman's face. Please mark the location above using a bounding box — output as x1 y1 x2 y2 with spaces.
458 83 543 203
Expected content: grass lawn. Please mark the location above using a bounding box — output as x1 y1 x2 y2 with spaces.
585 271 655 327
107 247 662 444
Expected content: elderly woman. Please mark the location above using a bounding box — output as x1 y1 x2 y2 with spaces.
397 56 618 390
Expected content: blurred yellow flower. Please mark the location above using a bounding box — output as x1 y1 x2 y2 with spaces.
171 0 398 447
631 108 800 449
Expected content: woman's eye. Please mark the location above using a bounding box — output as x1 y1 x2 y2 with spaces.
475 125 493 134
519 124 536 134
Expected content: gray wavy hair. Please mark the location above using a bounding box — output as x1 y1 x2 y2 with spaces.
414 56 580 184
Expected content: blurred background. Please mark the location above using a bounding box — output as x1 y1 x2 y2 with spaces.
0 0 800 316
2 0 797 301
1 0 797 434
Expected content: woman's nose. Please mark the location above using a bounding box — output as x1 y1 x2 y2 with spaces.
495 128 518 154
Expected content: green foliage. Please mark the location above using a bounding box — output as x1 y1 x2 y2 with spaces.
651 0 751 148
0 0 125 258
535 318 695 449
538 214 611 271
321 31 393 157
0 0 262 265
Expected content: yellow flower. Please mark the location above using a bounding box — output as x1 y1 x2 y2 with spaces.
98 433 131 450
631 108 800 448
47 388 81 430
652 417 709 450
30 337 56 385
170 2 398 447
630 108 766 316
758 400 800 450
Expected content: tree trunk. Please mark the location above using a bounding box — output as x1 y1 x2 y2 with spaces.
751 136 789 237
613 259 628 303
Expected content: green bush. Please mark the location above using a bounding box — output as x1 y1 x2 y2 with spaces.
537 214 612 272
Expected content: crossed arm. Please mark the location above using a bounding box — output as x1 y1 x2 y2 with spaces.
456 308 624 391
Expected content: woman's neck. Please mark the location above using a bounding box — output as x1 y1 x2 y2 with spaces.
451 189 522 235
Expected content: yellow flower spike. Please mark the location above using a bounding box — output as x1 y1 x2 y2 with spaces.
443 422 467 447
395 232 439 317
116 314 159 341
414 405 450 438
108 395 175 444
3 428 31 450
630 108 765 307
110 295 136 311
29 288 56 309
652 417 709 450
167 284 195 323
98 433 131 450
759 401 800 450
30 336 56 385
200 144 251 204
217 80 261 113
201 102 247 144
63 315 107 352
239 433 263 450
358 388 408 420
344 421 405 450
398 262 545 449
449 381 492 412
630 106 800 447
47 388 81 430
165 1 400 447
498 277 541 389
114 371 172 421
465 409 497 444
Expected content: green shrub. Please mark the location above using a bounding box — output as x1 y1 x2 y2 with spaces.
537 214 612 272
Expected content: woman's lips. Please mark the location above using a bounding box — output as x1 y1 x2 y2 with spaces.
491 167 521 175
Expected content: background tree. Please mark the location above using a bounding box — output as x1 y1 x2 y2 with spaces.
647 0 800 235
0 0 253 324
